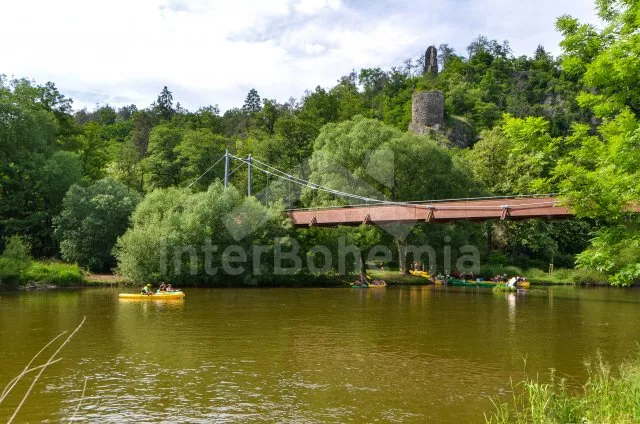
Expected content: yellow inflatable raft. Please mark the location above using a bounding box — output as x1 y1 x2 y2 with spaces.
119 291 185 300
409 270 431 279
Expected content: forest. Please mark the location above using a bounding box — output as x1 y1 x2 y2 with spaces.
1 0 639 287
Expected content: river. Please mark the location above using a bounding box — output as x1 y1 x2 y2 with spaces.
1 286 639 423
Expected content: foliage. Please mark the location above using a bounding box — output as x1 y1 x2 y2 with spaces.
114 181 291 284
485 352 640 423
479 264 523 280
0 235 32 286
306 116 479 205
0 236 82 287
22 261 84 286
54 179 141 272
3 0 640 286
0 78 80 255
522 267 607 285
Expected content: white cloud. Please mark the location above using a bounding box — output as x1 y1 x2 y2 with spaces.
294 0 341 15
0 0 599 112
304 43 327 55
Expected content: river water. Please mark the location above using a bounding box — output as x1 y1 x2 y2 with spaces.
1 286 639 423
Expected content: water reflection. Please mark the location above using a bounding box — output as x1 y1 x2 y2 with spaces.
2 286 640 423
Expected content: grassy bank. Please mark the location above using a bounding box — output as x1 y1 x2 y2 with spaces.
20 261 84 287
85 273 126 286
524 268 608 286
479 264 608 286
367 269 430 285
485 352 640 423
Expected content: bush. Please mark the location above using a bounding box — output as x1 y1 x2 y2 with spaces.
114 182 291 285
485 352 640 423
0 236 32 286
524 268 574 284
572 268 608 285
22 261 84 286
479 264 523 279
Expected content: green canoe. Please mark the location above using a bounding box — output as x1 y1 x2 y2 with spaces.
447 279 495 288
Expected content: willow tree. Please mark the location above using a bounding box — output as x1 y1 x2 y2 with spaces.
305 115 479 273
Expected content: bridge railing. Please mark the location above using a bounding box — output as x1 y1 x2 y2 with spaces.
284 193 560 212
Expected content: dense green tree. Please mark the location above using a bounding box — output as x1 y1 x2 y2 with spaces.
0 78 78 255
143 125 183 189
242 88 262 113
117 104 138 121
305 116 479 272
152 86 175 121
115 182 290 284
175 129 228 189
54 178 141 271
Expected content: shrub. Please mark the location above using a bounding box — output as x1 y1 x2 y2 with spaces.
22 261 84 286
572 268 608 285
114 182 291 285
479 264 523 279
0 236 32 286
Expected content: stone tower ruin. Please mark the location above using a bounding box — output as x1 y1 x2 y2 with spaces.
424 46 438 77
409 91 445 133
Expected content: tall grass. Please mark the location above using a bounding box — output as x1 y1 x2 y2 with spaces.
485 351 640 424
21 261 84 286
523 268 608 285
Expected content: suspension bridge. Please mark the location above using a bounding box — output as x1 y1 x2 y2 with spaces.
192 151 585 227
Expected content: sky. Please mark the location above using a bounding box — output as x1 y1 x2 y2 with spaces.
0 0 600 113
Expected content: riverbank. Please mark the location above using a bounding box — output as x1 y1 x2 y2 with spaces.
85 273 126 286
84 270 429 288
2 266 613 290
0 261 84 289
367 269 430 285
485 352 640 423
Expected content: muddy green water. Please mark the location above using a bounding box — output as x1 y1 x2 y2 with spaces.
1 286 639 423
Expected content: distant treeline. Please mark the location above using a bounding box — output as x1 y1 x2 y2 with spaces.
1 0 639 285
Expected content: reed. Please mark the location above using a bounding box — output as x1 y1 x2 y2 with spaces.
485 351 640 423
1 317 86 424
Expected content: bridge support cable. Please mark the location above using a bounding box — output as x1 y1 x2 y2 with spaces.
223 149 230 189
226 154 562 212
247 154 252 197
186 153 227 189
228 154 390 205
227 162 245 178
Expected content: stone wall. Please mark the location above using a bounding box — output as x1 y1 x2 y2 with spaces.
410 91 444 130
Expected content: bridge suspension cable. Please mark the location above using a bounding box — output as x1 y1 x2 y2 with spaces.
227 154 561 210
186 153 227 189
228 154 391 205
188 152 560 211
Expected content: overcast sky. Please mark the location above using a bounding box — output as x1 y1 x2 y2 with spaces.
1 0 600 112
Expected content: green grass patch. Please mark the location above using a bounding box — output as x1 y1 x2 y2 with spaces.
367 269 430 285
22 261 84 287
523 268 608 285
492 284 516 293
479 264 524 280
485 351 640 424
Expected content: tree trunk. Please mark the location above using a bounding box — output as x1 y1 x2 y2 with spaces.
396 238 408 274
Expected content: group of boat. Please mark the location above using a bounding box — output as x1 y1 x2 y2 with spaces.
409 270 531 289
117 272 529 298
351 274 388 288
